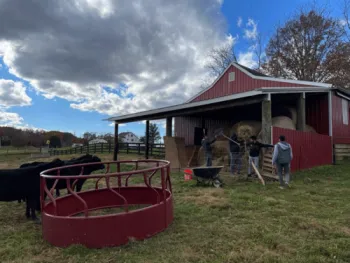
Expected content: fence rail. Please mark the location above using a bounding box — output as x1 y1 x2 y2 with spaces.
49 142 165 157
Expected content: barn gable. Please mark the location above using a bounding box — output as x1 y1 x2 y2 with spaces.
189 62 331 103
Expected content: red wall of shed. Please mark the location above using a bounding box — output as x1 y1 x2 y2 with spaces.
272 127 332 172
191 65 308 102
306 94 329 135
332 94 350 144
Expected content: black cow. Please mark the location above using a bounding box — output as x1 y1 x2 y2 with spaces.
21 154 105 198
44 154 105 196
0 159 65 223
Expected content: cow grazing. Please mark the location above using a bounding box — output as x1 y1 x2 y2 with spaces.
22 154 105 197
45 154 105 196
0 159 65 223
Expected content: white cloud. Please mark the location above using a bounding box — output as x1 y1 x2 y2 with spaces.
244 18 258 40
0 79 31 108
0 111 23 126
0 0 230 118
238 51 257 69
109 122 126 127
0 110 45 131
237 17 242 27
339 19 349 26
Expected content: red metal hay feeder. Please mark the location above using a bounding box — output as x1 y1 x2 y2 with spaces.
40 159 173 248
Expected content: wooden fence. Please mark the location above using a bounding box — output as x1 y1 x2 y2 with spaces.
272 127 332 172
49 142 165 157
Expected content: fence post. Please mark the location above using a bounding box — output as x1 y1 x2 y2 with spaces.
109 142 111 153
126 143 129 154
81 146 83 154
87 144 90 153
75 147 77 154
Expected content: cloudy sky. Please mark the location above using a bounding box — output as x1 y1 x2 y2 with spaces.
0 0 343 138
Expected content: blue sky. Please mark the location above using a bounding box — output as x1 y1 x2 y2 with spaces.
0 0 345 139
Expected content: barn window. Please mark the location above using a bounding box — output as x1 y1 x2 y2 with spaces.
342 98 349 125
228 72 235 82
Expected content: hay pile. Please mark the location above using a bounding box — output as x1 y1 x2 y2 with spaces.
197 140 229 167
272 116 296 130
287 107 297 125
230 121 261 141
305 125 317 133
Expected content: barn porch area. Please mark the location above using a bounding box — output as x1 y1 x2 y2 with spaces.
106 87 333 174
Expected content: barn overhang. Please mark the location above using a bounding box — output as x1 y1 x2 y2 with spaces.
105 87 331 124
105 90 265 124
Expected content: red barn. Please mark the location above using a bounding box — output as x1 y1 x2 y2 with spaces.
107 62 350 171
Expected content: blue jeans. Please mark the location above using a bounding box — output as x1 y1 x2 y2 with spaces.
248 156 259 175
230 152 242 174
277 163 290 186
206 153 212 167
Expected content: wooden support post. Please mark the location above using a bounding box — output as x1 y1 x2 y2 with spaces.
296 93 306 131
262 95 272 144
113 122 119 161
145 120 150 159
166 117 173 137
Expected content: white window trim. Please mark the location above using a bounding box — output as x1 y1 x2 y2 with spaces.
342 98 349 125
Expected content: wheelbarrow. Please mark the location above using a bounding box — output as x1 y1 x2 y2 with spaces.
192 166 224 188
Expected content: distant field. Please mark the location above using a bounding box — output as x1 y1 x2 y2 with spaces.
0 154 350 262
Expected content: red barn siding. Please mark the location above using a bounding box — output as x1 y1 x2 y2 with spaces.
332 94 350 143
192 65 308 102
306 94 329 135
272 127 332 172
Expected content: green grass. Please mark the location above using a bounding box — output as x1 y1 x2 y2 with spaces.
0 155 350 262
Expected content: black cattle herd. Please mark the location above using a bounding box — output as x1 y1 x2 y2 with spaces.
0 154 105 223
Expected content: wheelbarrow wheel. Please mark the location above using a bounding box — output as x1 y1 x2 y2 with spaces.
213 178 222 188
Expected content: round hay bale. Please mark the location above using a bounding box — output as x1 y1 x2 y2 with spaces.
230 121 261 141
272 116 296 130
305 124 317 133
287 107 297 125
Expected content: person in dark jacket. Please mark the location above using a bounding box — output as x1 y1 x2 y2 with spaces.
272 135 293 189
247 135 274 177
201 134 217 167
229 132 244 175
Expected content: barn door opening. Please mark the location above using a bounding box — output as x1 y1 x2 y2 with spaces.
194 127 206 146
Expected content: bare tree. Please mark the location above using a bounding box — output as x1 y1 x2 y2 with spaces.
263 9 344 83
343 0 350 40
206 44 237 77
326 42 350 89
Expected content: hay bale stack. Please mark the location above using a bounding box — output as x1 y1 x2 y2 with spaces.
305 125 317 133
230 121 262 141
197 140 229 167
287 107 297 125
257 116 295 140
272 116 296 130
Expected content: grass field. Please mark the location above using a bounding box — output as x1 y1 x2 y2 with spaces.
0 154 350 263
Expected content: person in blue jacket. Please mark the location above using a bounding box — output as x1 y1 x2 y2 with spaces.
272 135 293 189
201 134 217 167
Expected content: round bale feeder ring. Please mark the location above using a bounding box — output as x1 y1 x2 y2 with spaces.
40 160 173 248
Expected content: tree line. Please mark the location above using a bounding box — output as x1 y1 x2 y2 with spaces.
0 127 81 148
207 3 350 89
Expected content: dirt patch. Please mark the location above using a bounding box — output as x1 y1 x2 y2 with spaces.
183 188 231 208
341 227 350 236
